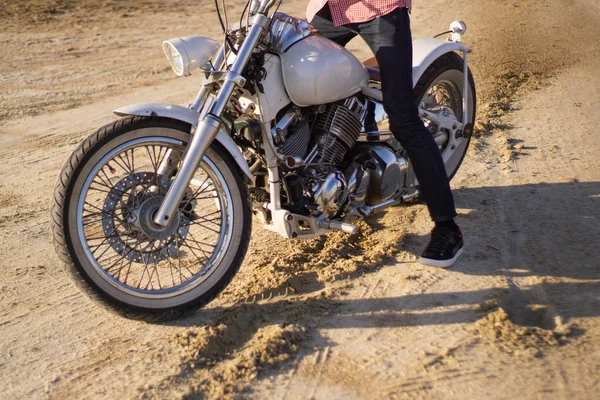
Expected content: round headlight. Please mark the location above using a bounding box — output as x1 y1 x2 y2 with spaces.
172 55 184 75
163 41 184 75
162 36 220 77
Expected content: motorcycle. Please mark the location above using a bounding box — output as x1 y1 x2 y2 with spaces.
50 0 476 321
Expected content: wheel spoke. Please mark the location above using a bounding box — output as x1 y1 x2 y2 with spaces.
89 220 128 263
182 233 218 251
182 209 222 228
166 246 177 287
111 151 134 176
145 241 163 290
83 201 128 221
182 219 221 234
137 240 156 290
192 193 219 201
105 242 136 276
185 230 216 260
78 138 231 296
178 175 211 211
177 232 205 275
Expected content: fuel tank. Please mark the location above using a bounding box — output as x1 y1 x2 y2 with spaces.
280 35 369 107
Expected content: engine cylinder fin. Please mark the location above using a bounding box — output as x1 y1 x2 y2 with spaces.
310 100 363 165
278 119 311 158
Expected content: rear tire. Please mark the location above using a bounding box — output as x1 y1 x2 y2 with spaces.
51 116 251 322
414 51 476 180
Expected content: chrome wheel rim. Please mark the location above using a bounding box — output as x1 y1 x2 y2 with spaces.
76 137 234 300
419 69 471 176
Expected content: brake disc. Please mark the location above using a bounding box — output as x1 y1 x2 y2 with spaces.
100 172 191 263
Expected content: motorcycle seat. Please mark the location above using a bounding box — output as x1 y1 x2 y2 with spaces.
363 57 381 82
366 66 381 82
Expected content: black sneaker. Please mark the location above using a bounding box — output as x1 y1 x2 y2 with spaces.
419 225 464 268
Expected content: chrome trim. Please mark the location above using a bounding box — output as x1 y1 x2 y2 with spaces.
360 98 389 133
356 191 404 218
258 0 278 14
225 71 247 87
314 171 349 218
317 220 358 235
268 12 319 53
359 131 394 142
271 109 297 143
355 145 407 205
250 0 260 15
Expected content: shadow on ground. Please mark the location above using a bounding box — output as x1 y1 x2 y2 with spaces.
148 181 599 398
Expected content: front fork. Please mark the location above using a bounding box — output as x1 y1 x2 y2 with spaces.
153 14 270 227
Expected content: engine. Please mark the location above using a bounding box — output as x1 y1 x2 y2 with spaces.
276 113 311 158
274 97 363 162
273 96 406 218
306 99 364 165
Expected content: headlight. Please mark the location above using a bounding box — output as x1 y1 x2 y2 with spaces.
162 36 220 77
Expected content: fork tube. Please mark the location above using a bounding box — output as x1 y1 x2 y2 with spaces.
156 149 181 177
190 45 227 112
153 14 270 227
160 46 227 178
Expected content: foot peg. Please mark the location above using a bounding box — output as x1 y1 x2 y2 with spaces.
318 220 358 235
268 210 358 238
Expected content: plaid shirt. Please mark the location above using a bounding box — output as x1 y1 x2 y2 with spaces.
306 0 412 26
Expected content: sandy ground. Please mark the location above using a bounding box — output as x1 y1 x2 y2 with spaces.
1 0 599 398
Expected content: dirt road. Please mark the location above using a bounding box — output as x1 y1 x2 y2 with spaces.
1 0 599 398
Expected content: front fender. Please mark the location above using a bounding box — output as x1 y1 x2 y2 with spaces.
412 38 470 85
113 102 252 181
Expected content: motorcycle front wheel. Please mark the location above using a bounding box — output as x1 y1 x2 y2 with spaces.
51 116 251 321
415 51 476 180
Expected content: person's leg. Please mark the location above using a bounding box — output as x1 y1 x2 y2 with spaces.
309 4 357 46
357 8 457 222
357 8 463 267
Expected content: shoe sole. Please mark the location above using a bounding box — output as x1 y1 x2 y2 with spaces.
419 248 464 268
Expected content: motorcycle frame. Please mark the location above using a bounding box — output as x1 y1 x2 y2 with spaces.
114 3 473 237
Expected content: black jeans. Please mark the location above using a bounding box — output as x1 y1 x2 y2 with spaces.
311 6 457 222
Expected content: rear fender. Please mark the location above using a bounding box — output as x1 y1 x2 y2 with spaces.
412 38 470 85
360 38 471 110
113 102 252 181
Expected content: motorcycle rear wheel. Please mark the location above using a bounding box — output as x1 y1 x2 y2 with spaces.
415 51 476 180
51 116 251 321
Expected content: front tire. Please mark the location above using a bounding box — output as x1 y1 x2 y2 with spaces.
51 116 251 321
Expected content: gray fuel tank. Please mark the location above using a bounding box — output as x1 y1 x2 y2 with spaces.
280 35 369 107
